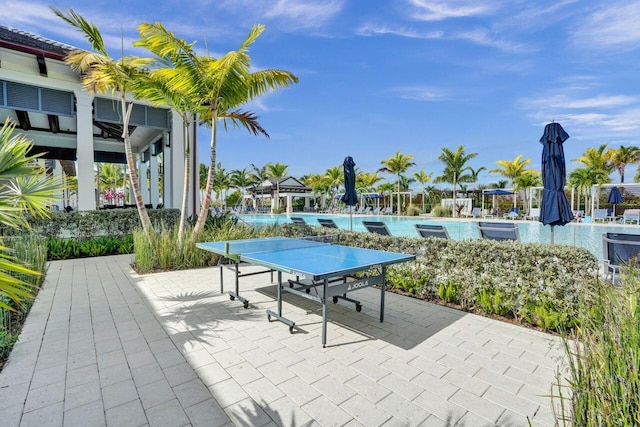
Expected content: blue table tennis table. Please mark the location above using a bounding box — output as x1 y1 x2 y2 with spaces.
196 237 415 346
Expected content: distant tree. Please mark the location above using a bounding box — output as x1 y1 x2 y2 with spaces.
513 174 542 213
490 155 539 207
573 144 615 174
230 168 252 209
609 145 640 183
323 166 344 198
266 162 288 211
568 167 610 215
434 146 477 217
357 172 383 193
413 170 432 212
380 152 416 215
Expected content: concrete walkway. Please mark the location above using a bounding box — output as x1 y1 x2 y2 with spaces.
0 255 566 426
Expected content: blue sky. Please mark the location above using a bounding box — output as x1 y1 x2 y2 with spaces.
3 0 640 187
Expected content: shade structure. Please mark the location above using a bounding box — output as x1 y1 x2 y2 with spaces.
484 189 514 196
539 122 574 243
341 156 358 230
608 186 624 216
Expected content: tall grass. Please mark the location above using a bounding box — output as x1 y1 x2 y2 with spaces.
133 220 278 273
555 268 640 425
1 234 47 366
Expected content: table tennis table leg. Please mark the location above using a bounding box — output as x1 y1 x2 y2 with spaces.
380 266 386 323
228 261 249 309
322 278 328 347
266 271 295 333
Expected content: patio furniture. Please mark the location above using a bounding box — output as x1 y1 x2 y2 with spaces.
523 208 540 221
477 221 520 242
622 209 640 224
503 207 520 219
462 207 481 218
363 221 392 236
593 208 608 222
602 232 640 284
415 224 450 239
317 218 339 229
290 217 307 224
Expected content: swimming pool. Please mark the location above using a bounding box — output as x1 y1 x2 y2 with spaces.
238 213 640 259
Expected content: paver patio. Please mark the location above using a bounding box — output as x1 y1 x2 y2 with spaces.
0 255 567 426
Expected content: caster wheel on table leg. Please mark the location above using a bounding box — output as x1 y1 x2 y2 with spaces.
332 297 338 304
243 301 249 309
267 314 272 322
356 304 362 312
289 325 295 333
306 288 310 294
230 295 235 301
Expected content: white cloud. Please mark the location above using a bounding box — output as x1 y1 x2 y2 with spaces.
573 1 640 49
394 86 448 101
407 0 498 21
356 23 443 39
524 94 638 110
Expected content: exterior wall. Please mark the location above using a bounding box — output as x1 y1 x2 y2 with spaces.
0 44 190 213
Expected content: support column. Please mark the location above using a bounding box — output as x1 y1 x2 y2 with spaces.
75 92 95 211
286 195 292 214
150 152 159 207
139 157 149 204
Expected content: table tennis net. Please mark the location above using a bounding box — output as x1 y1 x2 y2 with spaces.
225 236 335 255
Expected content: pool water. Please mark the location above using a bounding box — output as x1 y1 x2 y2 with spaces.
238 213 640 259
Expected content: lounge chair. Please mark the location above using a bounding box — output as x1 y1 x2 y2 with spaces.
572 210 584 222
363 221 392 236
317 218 339 229
477 221 520 242
622 209 640 224
371 207 382 215
593 208 608 222
462 207 481 218
602 232 640 284
290 217 307 224
415 224 450 239
523 208 540 221
503 207 520 220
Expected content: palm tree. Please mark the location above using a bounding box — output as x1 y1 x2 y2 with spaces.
212 163 230 209
0 119 64 308
266 162 288 212
229 168 252 210
568 167 610 215
249 163 270 210
134 23 275 239
573 144 615 174
302 173 329 210
435 146 477 217
412 170 432 212
98 163 126 205
380 152 416 215
323 166 344 200
376 182 395 210
609 145 640 183
490 155 538 207
53 8 155 235
357 172 383 193
513 174 542 213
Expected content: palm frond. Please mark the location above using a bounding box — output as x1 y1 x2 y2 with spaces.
51 7 107 55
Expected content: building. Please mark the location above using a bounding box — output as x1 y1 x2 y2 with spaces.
0 26 198 213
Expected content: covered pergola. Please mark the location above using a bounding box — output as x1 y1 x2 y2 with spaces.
248 176 313 214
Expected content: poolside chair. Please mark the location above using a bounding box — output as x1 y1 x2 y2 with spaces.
317 218 339 229
290 217 307 224
593 208 608 222
415 224 450 239
523 208 540 221
503 207 520 220
371 207 382 215
477 221 520 242
602 232 640 284
363 221 392 236
462 207 481 218
622 209 640 224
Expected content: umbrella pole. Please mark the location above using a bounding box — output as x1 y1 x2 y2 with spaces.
550 225 554 244
350 205 353 231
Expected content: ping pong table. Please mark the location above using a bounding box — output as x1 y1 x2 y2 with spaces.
196 237 415 346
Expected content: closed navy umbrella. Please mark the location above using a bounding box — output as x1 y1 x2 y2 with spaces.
608 186 623 217
341 156 358 230
539 122 574 243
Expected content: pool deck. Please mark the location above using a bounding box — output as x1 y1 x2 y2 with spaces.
0 255 567 426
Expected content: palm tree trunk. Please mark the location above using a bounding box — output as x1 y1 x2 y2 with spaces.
177 119 190 245
121 95 154 235
193 108 218 237
397 175 400 215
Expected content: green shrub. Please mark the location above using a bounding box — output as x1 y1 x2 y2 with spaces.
477 289 511 316
438 281 460 303
406 206 421 216
431 205 452 217
45 235 134 260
